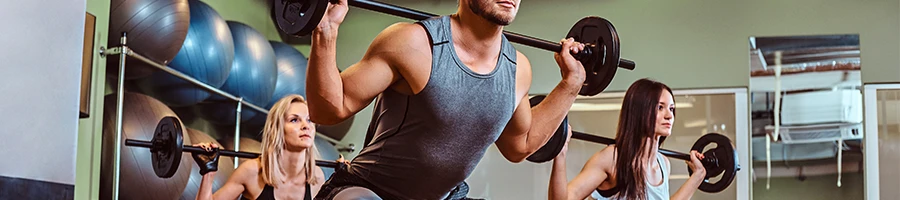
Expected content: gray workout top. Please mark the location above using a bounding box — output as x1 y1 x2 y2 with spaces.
595 152 670 200
347 15 518 199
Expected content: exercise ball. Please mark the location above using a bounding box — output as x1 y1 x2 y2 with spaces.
266 41 308 107
314 136 340 179
243 41 309 127
107 0 190 79
317 115 355 141
222 137 263 164
181 128 235 200
194 21 277 126
100 92 192 200
136 0 234 107
239 121 265 140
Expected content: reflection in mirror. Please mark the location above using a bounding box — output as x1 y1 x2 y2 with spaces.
462 90 746 199
748 34 863 199
875 89 900 199
566 92 739 200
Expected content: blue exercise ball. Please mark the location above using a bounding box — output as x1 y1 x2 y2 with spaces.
243 41 309 127
267 41 308 107
314 136 340 179
194 21 277 126
136 0 234 107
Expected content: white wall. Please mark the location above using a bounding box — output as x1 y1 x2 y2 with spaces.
0 0 86 185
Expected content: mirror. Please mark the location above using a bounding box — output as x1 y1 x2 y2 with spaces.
748 34 863 199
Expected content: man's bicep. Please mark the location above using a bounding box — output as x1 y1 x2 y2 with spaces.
338 55 397 113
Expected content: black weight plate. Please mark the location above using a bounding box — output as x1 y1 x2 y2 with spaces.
689 133 739 193
525 95 570 163
701 147 726 178
566 16 620 96
151 116 184 178
273 0 329 37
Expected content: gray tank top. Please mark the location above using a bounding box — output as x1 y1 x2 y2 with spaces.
594 152 670 200
347 15 518 199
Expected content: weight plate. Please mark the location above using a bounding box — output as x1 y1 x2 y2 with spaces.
689 133 739 193
273 0 329 37
566 16 620 96
151 116 184 178
525 95 570 163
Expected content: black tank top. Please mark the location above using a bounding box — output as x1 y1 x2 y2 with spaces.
241 183 311 200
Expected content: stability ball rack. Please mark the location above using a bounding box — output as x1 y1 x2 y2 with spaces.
101 32 345 200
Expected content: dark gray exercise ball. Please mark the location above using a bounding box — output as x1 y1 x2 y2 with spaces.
107 0 190 79
99 92 192 200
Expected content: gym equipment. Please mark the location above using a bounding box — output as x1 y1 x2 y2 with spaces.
136 0 234 107
100 93 192 200
193 21 277 125
221 136 263 164
570 131 739 193
524 95 569 163
315 136 341 179
242 41 311 127
524 95 739 192
272 0 635 96
103 29 343 200
124 116 342 179
317 115 355 141
107 0 189 79
267 41 309 108
182 128 235 200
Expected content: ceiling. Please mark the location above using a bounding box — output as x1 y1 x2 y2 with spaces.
749 34 860 76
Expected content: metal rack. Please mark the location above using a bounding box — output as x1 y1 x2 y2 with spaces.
102 33 343 199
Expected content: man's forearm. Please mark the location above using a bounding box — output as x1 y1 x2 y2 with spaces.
524 78 582 151
307 30 346 123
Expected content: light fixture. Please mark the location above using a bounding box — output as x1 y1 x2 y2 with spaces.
569 102 694 112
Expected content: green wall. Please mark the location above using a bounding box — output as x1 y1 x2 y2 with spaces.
75 0 110 199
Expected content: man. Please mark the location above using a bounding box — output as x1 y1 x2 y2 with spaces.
307 0 585 199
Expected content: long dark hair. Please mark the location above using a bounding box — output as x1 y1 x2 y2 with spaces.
613 78 673 200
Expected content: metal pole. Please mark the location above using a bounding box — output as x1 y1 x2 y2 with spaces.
234 97 243 169
112 32 128 200
120 51 345 144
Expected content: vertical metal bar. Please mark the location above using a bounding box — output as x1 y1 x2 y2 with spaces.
112 32 127 200
234 97 243 169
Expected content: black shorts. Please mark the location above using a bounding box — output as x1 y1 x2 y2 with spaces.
314 164 480 200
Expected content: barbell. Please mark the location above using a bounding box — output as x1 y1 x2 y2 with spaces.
124 116 340 179
272 0 636 96
525 95 740 193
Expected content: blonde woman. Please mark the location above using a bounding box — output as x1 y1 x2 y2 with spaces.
192 94 326 200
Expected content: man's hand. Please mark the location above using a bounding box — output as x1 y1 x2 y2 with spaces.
315 0 349 36
554 38 586 85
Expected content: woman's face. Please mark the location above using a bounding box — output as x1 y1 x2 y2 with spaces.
655 90 675 137
283 102 316 150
